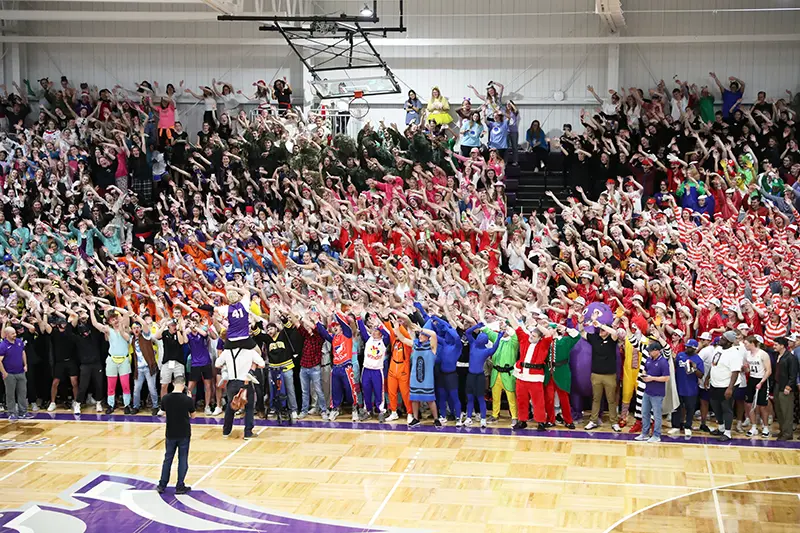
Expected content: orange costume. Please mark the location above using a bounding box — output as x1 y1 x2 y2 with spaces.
385 322 412 414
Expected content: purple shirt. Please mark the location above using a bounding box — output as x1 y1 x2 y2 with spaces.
227 301 250 341
0 338 25 374
187 332 211 367
644 354 670 397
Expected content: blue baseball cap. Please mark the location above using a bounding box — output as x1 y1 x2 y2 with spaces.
685 339 699 349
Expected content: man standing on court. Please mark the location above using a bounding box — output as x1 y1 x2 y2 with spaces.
0 326 30 421
216 343 265 439
706 331 743 442
157 375 194 494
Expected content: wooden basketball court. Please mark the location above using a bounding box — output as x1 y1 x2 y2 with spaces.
0 413 798 532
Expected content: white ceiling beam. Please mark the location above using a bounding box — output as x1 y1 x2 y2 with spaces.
596 0 626 33
0 10 285 21
1 34 799 46
20 0 201 2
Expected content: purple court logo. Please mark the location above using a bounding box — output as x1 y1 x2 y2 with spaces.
0 473 406 532
0 437 51 450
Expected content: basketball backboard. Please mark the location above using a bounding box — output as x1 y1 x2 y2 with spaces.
311 75 399 99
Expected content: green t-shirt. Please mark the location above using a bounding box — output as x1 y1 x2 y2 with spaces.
698 95 715 123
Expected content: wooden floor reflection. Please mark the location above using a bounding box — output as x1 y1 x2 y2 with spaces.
0 418 798 532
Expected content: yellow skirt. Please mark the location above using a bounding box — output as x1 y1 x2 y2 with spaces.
427 111 453 125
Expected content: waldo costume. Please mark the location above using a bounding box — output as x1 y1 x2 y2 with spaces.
544 328 580 425
483 326 519 420
622 315 650 427
515 326 552 426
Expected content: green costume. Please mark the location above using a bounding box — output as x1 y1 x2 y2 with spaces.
544 330 580 393
483 327 519 392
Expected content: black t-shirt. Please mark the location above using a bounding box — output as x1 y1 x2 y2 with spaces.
161 331 186 364
50 328 76 362
69 325 103 364
587 332 617 374
162 391 195 439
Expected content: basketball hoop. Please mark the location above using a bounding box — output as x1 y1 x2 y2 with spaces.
348 91 370 119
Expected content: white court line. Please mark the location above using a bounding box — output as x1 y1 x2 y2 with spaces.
717 488 800 496
712 490 726 533
368 447 420 526
704 445 726 533
24 416 796 451
37 435 79 460
193 426 267 488
601 473 800 532
0 461 34 482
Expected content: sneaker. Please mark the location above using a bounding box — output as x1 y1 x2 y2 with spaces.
105 406 114 415
510 418 518 428
243 433 256 440
151 407 159 416
565 423 576 429
175 485 191 495
124 406 131 415
320 412 329 421
718 434 731 442
386 411 399 422
433 418 442 428
647 436 661 443
7 414 18 422
437 416 447 426
73 402 81 415
455 417 463 427
21 412 35 419
746 427 758 438
741 418 751 429
131 408 140 415
157 409 165 416
511 420 527 430
710 429 723 436
735 421 744 433
480 418 487 428
222 432 231 438
612 424 622 433
668 428 681 436
486 415 499 424
359 412 371 422
351 412 359 422
204 406 212 416
406 414 414 424
699 424 711 433
628 420 642 434
31 403 40 412
634 434 648 441
536 423 547 432
212 406 223 416
684 429 692 437
584 421 599 430
464 417 473 427
246 370 260 385
328 409 339 421
761 427 771 438
156 485 165 494
408 418 420 428
297 412 307 420
47 402 56 412
290 411 298 421
96 402 103 413
378 411 386 423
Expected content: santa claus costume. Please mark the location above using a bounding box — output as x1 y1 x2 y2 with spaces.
513 324 553 431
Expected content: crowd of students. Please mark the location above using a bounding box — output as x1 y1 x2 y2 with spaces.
0 71 799 443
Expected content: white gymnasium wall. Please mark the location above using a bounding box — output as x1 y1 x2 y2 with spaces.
6 0 800 136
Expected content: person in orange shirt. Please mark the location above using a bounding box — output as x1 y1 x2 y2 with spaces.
385 315 412 423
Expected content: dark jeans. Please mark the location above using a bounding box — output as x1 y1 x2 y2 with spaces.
508 132 519 164
158 436 190 489
670 394 698 430
709 386 735 430
529 145 548 170
223 380 255 436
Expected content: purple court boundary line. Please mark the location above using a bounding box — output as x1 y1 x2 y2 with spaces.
23 412 800 450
